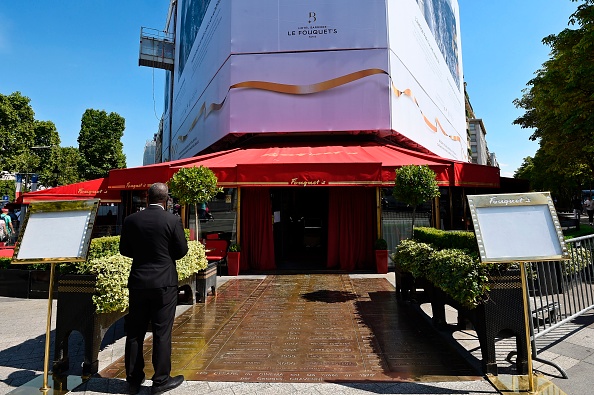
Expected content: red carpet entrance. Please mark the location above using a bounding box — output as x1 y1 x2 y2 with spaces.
241 187 377 272
272 188 329 271
101 275 480 383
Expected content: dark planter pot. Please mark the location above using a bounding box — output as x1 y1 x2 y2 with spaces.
393 266 431 303
429 270 529 376
394 265 415 300
0 269 56 299
53 274 127 376
0 269 30 298
177 273 197 305
227 252 240 276
196 261 217 303
53 273 197 376
375 250 389 274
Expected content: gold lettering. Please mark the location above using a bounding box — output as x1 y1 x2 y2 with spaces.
289 178 326 187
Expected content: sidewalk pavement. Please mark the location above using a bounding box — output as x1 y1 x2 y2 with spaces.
0 274 590 394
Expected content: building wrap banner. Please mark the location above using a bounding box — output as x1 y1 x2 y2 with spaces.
170 0 465 162
388 0 466 161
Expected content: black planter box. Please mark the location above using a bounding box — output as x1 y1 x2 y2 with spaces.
53 274 126 376
53 273 201 376
0 269 55 299
427 270 529 376
196 261 217 303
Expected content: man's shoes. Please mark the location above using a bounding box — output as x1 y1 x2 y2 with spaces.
151 375 184 395
128 378 146 395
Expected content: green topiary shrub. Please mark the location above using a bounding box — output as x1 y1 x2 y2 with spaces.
413 227 479 253
61 236 206 313
0 258 11 269
425 248 490 309
393 239 434 279
176 240 208 279
374 238 388 250
91 253 132 313
394 237 500 309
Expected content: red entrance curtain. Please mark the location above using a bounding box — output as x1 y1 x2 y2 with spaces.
240 188 276 271
326 187 376 271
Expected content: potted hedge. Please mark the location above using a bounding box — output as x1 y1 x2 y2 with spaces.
168 166 222 241
227 243 241 276
53 235 207 376
374 238 389 274
393 228 529 375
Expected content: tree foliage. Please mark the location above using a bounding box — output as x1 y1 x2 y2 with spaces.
31 120 61 186
56 147 83 186
393 165 440 233
515 153 588 209
168 166 221 205
78 109 126 180
168 166 222 240
514 0 594 179
0 92 36 173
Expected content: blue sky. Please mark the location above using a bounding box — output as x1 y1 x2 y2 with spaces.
459 0 577 177
0 1 169 168
0 1 579 175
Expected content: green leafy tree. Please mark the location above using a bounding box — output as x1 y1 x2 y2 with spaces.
78 109 126 180
516 153 588 209
514 0 594 181
55 147 83 186
393 165 440 234
0 180 16 202
168 166 222 240
0 92 36 173
31 120 61 187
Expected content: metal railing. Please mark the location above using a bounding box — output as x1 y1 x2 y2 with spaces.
510 234 594 378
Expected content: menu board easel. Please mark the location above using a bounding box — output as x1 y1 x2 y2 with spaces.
8 199 99 395
467 192 568 394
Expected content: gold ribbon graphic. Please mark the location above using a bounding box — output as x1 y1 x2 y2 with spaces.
177 68 464 159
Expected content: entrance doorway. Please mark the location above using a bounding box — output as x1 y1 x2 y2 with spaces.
271 187 329 271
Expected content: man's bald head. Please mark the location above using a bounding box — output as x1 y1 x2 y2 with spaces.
148 183 169 204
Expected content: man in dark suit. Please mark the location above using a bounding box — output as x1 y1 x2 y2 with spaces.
120 183 188 395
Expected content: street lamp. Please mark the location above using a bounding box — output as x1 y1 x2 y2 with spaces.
51 166 61 187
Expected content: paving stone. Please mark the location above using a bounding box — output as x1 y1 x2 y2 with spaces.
100 275 482 384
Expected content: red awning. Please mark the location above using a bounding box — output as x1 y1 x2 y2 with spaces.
107 151 232 190
21 178 121 203
107 142 500 189
453 162 500 188
171 143 455 187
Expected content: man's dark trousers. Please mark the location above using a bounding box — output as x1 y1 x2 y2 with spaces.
125 286 178 386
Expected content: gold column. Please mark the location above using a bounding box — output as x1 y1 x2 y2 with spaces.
376 187 381 238
236 187 241 245
434 196 441 229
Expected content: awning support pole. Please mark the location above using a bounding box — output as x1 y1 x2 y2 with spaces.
236 187 241 245
376 187 381 239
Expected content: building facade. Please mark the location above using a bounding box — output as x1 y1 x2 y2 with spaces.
128 0 500 273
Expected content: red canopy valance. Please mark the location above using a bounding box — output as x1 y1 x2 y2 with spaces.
107 142 500 189
21 178 121 203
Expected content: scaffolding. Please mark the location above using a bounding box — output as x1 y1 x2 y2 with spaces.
139 27 174 71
